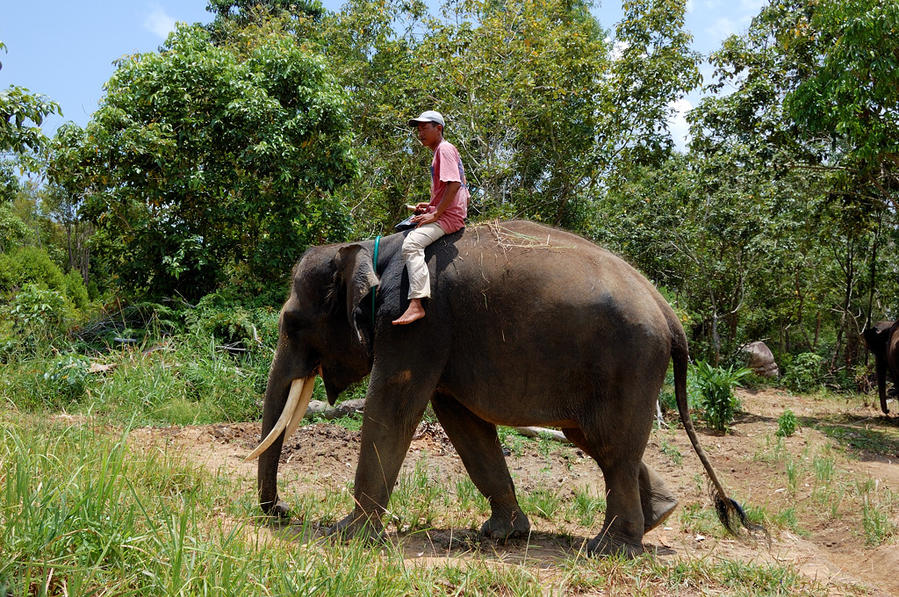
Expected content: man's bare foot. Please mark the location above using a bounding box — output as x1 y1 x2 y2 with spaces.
392 299 426 325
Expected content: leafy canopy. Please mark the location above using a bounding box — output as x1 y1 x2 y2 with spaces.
75 23 357 299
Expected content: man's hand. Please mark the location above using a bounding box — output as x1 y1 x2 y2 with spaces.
411 211 438 226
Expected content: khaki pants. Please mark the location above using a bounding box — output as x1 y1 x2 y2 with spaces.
401 223 446 299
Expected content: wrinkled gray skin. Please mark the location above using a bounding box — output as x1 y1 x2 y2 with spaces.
257 220 731 556
863 320 899 414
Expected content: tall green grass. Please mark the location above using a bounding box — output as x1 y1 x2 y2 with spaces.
0 414 825 596
0 333 268 426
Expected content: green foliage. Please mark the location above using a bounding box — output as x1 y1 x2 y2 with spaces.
185 291 278 352
0 245 91 354
0 203 28 251
75 23 356 299
40 353 92 405
783 0 899 207
0 245 66 295
5 283 71 343
0 41 61 160
691 360 751 431
315 0 698 235
776 409 799 437
783 352 824 393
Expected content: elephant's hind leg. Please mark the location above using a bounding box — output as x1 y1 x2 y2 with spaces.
561 425 648 558
432 392 530 540
562 428 677 535
639 464 678 533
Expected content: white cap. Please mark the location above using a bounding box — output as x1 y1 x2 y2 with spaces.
408 110 445 127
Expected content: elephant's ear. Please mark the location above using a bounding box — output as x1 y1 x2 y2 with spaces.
334 244 380 344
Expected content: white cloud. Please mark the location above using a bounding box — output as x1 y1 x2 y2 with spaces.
686 0 695 14
144 4 177 39
667 98 693 152
739 0 766 11
608 38 630 61
705 17 737 41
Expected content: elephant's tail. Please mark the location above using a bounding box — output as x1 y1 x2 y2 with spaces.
668 313 766 539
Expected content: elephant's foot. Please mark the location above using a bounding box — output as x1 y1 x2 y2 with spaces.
260 498 291 520
639 464 679 533
480 508 530 541
643 493 678 533
586 530 644 559
326 511 384 542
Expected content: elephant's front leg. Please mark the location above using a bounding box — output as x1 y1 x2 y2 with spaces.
328 371 433 540
431 392 530 540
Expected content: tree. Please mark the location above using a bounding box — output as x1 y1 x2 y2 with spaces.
75 23 357 300
0 41 61 200
316 0 699 234
681 0 899 372
783 0 899 213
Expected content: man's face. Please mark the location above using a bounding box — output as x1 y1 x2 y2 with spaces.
416 122 442 148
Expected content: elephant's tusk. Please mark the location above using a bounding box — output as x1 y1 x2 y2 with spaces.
245 376 307 462
282 373 316 448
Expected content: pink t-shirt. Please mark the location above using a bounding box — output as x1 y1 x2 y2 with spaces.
428 140 469 234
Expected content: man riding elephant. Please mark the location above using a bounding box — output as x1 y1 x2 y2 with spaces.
393 110 469 325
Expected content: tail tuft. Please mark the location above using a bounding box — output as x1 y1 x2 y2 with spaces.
712 490 770 543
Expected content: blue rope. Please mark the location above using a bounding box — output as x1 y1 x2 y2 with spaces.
371 235 381 327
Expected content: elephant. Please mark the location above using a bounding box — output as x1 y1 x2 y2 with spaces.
863 320 899 414
246 220 757 556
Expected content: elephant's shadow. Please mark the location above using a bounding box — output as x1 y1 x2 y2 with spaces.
261 519 676 562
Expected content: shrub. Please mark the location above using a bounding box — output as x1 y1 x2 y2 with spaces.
6 283 73 342
0 246 90 323
783 352 824 393
776 409 799 437
692 360 752 432
63 270 90 311
41 353 92 405
185 292 278 353
0 203 29 252
0 245 66 295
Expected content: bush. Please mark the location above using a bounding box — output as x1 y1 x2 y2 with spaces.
41 353 92 405
0 246 66 295
185 292 278 353
0 202 29 252
691 360 752 432
63 270 90 311
783 352 824 393
0 245 91 327
5 283 73 343
776 409 799 437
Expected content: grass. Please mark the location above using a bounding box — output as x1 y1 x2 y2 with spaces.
0 411 831 596
0 324 885 595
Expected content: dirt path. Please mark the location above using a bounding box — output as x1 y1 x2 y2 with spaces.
128 388 899 595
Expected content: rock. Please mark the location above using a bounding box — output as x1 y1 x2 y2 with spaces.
305 399 366 420
741 341 779 377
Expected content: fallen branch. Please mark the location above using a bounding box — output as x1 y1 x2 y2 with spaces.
511 426 569 443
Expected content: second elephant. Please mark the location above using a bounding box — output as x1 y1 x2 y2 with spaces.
863 320 899 414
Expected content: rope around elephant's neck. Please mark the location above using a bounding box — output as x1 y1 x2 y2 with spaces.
372 235 381 327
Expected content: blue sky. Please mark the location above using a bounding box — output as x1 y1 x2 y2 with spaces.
1 1 766 147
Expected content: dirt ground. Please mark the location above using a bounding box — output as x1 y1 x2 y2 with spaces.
127 388 899 595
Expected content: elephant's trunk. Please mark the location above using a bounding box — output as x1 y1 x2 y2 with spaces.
252 355 318 515
876 356 889 414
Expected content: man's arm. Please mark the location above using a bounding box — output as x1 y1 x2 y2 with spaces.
413 181 460 226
